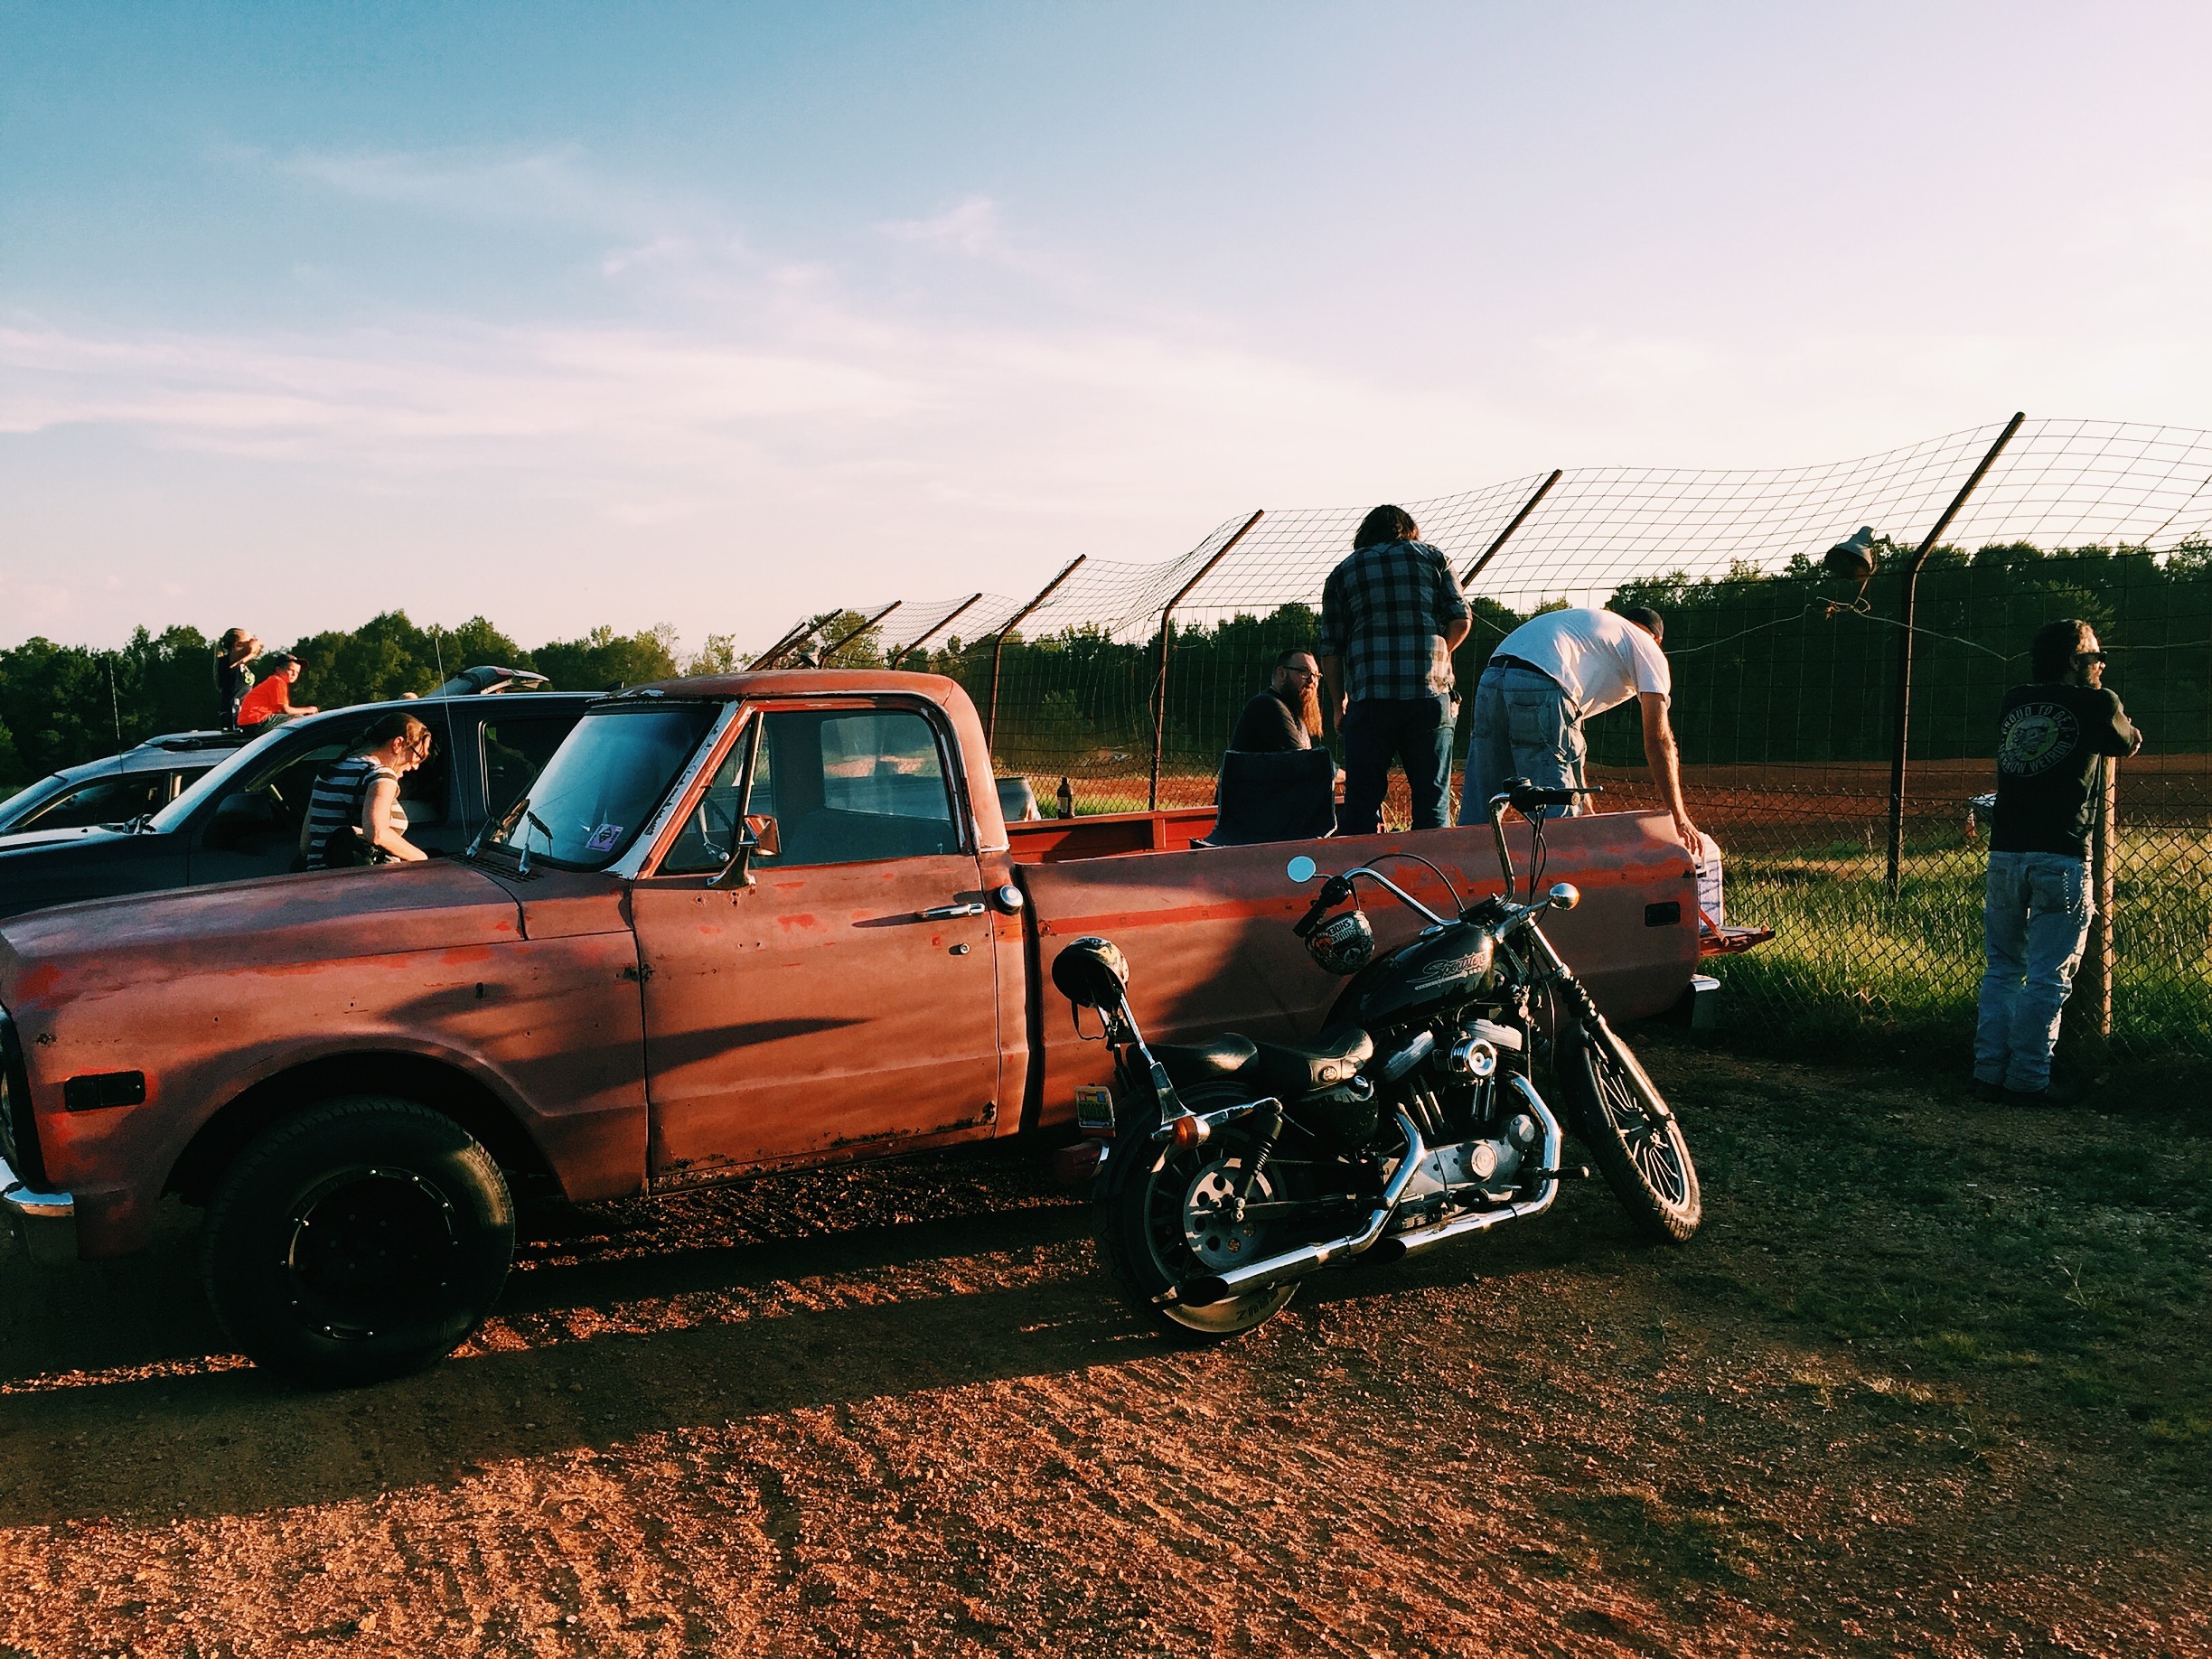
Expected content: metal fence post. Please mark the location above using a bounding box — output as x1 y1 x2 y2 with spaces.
749 615 820 670
1149 510 1264 811
1886 411 2026 894
889 593 981 670
819 601 903 666
985 556 1087 749
1460 469 1562 586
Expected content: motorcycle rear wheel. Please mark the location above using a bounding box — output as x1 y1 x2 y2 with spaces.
1558 1025 1702 1243
1097 1083 1299 1340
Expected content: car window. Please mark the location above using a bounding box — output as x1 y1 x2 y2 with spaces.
0 775 69 832
240 739 356 839
661 706 961 873
482 717 574 826
12 772 173 833
396 726 451 826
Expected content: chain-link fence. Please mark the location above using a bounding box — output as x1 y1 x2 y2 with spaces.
755 415 2212 1061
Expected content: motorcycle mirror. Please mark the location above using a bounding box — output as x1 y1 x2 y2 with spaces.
1547 881 1581 911
1285 855 1317 884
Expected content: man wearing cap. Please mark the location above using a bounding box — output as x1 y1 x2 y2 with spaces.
1464 604 1699 851
235 654 319 727
1973 619 2142 1105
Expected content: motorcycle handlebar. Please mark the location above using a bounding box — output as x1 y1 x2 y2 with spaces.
1291 875 1355 937
1487 783 1602 815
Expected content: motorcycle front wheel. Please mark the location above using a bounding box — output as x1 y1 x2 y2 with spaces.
1557 1024 1702 1243
1097 1082 1300 1340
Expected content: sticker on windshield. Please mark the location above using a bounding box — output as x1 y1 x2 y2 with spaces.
586 823 624 853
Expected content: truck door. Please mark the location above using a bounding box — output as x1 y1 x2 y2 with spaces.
630 700 1001 1184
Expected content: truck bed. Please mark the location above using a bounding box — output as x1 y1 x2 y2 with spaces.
1004 809 1701 1138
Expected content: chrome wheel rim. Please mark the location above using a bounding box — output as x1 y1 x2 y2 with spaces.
1593 1059 1691 1207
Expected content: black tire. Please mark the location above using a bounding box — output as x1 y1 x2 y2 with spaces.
200 1095 515 1386
1557 1025 1701 1243
1098 1083 1299 1341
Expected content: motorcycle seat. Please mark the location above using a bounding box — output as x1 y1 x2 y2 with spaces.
1151 1033 1260 1083
1252 1024 1375 1094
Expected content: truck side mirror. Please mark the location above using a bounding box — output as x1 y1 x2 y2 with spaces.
708 813 780 888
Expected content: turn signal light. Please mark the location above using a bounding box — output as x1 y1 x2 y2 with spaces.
1169 1114 1211 1150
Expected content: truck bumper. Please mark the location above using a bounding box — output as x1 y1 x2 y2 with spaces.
0 1154 77 1265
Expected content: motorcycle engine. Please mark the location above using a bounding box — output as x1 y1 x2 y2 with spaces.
1396 1014 1541 1208
1399 1111 1543 1208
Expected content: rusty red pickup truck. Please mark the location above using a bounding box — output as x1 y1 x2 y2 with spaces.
0 671 1717 1383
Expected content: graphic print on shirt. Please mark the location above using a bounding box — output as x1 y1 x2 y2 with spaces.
1996 701 2081 776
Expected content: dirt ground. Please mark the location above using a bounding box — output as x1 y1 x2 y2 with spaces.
1 1042 2206 1657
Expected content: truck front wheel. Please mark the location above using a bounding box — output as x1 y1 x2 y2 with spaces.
200 1096 515 1386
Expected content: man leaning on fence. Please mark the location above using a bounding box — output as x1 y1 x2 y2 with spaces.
1317 507 1471 835
1973 619 2142 1106
1464 604 1700 851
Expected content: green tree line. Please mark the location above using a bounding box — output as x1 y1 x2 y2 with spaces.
9 544 2201 793
0 613 730 791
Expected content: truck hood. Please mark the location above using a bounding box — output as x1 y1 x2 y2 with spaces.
0 859 525 1009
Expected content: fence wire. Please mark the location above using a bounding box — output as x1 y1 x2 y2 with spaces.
755 415 2212 1062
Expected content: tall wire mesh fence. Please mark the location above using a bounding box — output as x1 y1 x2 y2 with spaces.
754 416 2212 1062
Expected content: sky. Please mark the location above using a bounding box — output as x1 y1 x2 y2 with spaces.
5 1 2212 653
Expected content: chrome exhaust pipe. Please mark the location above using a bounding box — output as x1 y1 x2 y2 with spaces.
1173 1111 1427 1307
1364 1076 1565 1262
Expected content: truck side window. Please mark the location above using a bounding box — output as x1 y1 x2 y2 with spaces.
656 706 961 875
761 708 961 867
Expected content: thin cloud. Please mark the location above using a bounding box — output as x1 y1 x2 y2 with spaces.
882 196 1007 258
271 144 683 238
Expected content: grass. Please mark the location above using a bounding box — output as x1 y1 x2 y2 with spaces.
1711 824 2212 1062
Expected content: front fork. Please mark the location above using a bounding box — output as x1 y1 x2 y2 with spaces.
1518 923 1674 1127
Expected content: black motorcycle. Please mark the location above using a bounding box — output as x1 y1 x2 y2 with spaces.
1058 780 1702 1339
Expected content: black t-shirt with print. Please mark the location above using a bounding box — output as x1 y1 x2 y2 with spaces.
1990 682 2141 857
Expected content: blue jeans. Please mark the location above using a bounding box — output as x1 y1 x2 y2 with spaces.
1973 851 2093 1092
1463 665 1585 826
1340 697 1455 835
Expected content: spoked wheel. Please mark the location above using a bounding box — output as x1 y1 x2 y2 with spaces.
1558 1024 1702 1243
1097 1083 1299 1340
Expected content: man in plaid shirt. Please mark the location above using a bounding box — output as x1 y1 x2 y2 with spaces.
1317 505 1472 834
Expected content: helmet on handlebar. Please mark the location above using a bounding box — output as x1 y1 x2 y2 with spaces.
1305 907 1376 976
1052 936 1130 1009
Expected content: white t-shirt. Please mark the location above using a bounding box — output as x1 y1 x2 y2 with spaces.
1493 607 1670 717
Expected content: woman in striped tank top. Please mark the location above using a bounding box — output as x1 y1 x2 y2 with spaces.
302 711 435 869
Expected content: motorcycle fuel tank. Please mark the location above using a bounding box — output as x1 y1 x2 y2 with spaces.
1345 920 1496 1026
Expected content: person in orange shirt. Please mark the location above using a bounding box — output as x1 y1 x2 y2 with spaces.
235 654 319 727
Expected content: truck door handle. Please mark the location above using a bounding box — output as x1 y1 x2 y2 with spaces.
916 902 988 920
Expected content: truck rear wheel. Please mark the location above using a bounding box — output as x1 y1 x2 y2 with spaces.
200 1096 514 1386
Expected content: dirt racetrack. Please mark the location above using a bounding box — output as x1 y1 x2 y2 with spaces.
1 1042 2206 1657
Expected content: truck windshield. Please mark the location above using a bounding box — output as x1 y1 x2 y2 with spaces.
485 701 722 870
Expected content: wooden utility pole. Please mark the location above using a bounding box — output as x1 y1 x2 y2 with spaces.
2084 755 2118 1041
